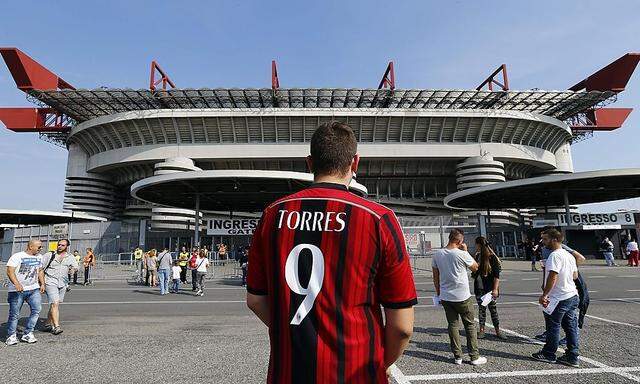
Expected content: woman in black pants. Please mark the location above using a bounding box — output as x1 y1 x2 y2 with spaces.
473 237 507 340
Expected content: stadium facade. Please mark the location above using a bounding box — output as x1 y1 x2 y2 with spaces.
1 48 638 254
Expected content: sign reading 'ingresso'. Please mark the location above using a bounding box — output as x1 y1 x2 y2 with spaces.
205 218 259 235
557 212 635 227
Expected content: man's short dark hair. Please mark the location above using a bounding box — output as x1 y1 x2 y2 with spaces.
59 239 70 247
310 121 357 176
448 228 464 242
542 228 563 242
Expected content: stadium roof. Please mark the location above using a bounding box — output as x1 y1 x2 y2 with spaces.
0 209 107 225
444 169 640 209
30 88 615 123
131 170 368 212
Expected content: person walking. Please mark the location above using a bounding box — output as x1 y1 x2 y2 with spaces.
534 234 587 345
170 261 181 293
238 246 248 287
42 239 78 335
72 250 81 285
626 238 639 267
473 237 507 340
525 239 537 271
178 246 189 283
600 237 616 267
146 249 158 287
533 228 581 367
189 248 199 291
82 248 96 285
432 228 486 366
156 247 172 295
195 249 209 297
5 240 45 346
247 121 417 383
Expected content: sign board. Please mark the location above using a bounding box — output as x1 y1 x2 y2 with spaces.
50 223 68 239
404 233 419 249
582 224 622 230
205 218 259 235
533 219 559 228
557 212 635 227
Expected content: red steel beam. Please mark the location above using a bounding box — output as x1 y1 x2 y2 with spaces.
0 107 72 132
476 64 509 91
378 62 395 90
149 60 176 91
272 60 280 90
569 53 640 92
0 47 74 91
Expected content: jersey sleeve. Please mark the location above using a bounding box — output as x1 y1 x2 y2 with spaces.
377 212 417 309
247 209 270 296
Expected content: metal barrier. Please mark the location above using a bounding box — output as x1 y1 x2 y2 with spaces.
410 252 435 276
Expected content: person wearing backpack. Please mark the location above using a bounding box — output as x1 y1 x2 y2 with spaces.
42 239 78 335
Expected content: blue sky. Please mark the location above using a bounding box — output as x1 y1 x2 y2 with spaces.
1 0 639 212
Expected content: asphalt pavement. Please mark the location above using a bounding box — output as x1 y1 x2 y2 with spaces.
0 261 638 384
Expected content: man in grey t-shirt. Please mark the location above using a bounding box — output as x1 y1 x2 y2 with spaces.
156 247 173 295
432 228 486 366
42 239 78 335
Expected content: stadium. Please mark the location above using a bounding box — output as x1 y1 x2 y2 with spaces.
1 48 638 255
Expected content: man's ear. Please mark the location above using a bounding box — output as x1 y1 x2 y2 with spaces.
351 154 360 174
306 155 313 173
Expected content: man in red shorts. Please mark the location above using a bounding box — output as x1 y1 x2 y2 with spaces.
247 121 417 384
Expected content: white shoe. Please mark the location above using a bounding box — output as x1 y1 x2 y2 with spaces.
454 358 463 365
21 332 37 344
471 356 487 366
196 290 202 296
5 334 18 346
200 291 204 297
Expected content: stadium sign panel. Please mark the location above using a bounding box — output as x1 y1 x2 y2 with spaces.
205 218 259 235
557 212 635 227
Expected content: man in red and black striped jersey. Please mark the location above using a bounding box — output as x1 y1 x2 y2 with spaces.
246 121 417 384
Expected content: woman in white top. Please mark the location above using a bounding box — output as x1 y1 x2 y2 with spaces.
195 249 210 297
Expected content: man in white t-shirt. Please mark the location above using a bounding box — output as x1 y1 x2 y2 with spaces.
195 251 210 297
533 228 580 367
5 239 45 346
432 228 486 366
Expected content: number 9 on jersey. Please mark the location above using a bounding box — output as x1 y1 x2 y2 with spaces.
285 244 325 325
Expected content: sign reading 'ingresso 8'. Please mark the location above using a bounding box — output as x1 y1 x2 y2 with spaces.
557 212 635 227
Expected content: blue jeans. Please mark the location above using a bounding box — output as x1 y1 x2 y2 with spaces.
603 252 615 266
158 269 169 294
7 289 42 337
171 279 180 292
542 295 579 360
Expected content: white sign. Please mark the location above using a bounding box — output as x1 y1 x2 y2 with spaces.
582 224 622 230
50 223 68 238
557 212 635 227
205 218 259 235
533 219 559 228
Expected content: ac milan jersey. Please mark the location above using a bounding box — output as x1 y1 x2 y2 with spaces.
248 183 417 384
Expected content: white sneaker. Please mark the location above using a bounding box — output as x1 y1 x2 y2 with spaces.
200 291 205 297
471 356 487 366
196 290 202 296
5 334 18 346
21 332 37 344
454 358 463 365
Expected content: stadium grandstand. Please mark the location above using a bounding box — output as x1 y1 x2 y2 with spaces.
1 48 638 255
